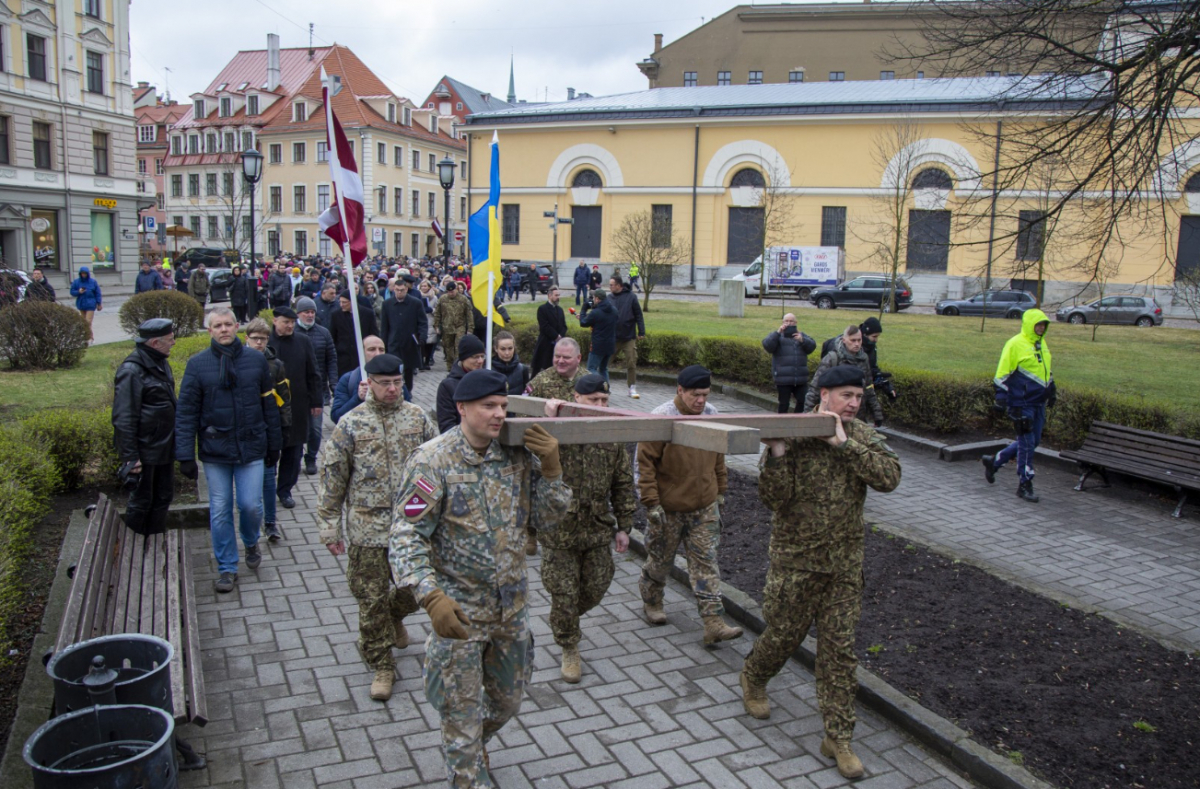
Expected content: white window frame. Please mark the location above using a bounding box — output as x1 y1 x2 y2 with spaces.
137 125 155 143
293 102 307 122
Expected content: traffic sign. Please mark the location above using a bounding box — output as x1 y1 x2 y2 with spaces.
454 231 464 241
144 216 157 231
372 228 384 242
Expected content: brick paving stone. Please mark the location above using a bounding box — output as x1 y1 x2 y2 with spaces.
178 365 979 789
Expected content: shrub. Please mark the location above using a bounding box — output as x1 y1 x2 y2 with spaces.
118 290 205 339
18 408 118 490
0 301 89 369
0 425 62 495
169 333 213 388
0 474 39 666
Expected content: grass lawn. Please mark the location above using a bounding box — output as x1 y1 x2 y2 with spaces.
0 341 133 417
505 299 1200 412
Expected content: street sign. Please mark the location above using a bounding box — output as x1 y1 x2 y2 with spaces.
144 216 157 232
454 231 464 241
371 228 384 242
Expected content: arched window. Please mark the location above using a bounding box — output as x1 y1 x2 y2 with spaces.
572 169 602 188
912 168 953 190
730 168 766 188
1184 172 1200 193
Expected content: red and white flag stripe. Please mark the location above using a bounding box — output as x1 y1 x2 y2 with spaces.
431 217 444 239
317 68 367 267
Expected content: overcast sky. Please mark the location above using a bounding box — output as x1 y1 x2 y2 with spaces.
129 0 758 105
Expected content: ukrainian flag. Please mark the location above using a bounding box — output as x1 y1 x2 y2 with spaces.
469 132 503 326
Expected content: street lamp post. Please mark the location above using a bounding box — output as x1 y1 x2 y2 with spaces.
437 155 456 262
241 148 264 274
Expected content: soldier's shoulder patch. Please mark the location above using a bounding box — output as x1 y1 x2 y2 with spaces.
402 491 433 520
414 476 436 494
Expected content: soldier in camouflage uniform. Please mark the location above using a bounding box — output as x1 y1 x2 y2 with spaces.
741 364 901 780
539 374 635 683
638 365 743 645
390 369 570 789
522 337 585 557
316 354 439 702
433 281 474 371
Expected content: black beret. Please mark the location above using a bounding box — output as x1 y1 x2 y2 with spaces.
819 364 865 389
860 316 883 336
677 364 711 390
458 334 486 358
364 354 403 376
272 307 298 319
136 318 174 340
444 280 457 291
574 374 609 395
453 369 509 402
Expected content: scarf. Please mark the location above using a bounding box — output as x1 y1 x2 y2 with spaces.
210 336 243 389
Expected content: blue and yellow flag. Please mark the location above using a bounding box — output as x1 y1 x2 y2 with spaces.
469 132 503 326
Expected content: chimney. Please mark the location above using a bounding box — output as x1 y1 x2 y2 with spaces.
566 87 576 100
267 33 281 91
654 33 663 53
137 80 149 88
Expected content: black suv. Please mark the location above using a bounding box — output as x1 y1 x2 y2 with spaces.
810 276 913 311
504 261 555 294
176 247 240 268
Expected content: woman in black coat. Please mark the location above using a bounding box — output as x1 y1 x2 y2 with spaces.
329 291 380 378
229 266 252 323
491 331 530 396
268 311 322 506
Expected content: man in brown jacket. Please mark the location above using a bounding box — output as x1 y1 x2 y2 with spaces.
637 364 743 645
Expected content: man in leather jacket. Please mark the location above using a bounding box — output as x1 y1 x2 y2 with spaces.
112 319 178 535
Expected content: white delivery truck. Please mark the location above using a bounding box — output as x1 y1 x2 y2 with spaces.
732 246 845 298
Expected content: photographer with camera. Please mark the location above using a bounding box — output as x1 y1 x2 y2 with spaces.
112 319 178 536
763 313 817 413
983 309 1055 503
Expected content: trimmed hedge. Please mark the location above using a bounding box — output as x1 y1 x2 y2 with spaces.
17 408 120 490
0 301 90 369
507 320 1200 449
118 290 205 338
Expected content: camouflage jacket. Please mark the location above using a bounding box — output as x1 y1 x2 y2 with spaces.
527 367 584 401
316 393 438 547
804 339 883 422
390 426 572 628
539 442 636 551
758 418 901 572
432 291 473 337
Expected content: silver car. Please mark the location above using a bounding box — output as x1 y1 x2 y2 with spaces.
936 290 1038 318
1055 295 1164 327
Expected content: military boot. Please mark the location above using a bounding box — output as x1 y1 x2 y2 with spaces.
393 616 409 650
643 603 667 625
981 454 997 484
739 671 770 719
821 736 864 779
525 531 538 556
561 645 581 683
370 668 394 701
703 616 743 645
1017 480 1040 503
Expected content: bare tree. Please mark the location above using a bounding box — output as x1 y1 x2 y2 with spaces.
750 157 801 310
896 0 1200 289
187 159 273 262
850 120 932 317
609 210 691 312
1172 266 1200 322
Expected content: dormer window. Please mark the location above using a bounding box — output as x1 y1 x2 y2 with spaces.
293 102 307 122
387 103 396 123
219 97 232 117
431 116 438 134
403 107 411 126
194 99 206 118
247 95 259 115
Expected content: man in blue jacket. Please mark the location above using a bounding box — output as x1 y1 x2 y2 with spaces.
572 261 590 305
134 261 163 294
176 307 283 593
579 290 618 383
69 266 102 342
332 335 386 423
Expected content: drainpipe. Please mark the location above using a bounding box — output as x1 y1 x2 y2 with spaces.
690 119 700 286
981 119 1003 333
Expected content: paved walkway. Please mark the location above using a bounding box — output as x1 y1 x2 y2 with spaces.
177 363 977 789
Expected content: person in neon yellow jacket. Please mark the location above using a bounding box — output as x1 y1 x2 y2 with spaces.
983 308 1056 502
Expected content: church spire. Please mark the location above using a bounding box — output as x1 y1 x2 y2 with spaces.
507 55 516 104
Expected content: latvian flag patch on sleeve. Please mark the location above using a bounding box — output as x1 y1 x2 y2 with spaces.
415 477 436 495
403 492 431 519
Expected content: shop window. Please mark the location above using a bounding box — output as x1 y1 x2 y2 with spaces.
90 212 115 267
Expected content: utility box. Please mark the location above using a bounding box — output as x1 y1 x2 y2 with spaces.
719 278 745 317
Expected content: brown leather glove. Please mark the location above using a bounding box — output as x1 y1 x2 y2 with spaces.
423 589 470 640
523 424 561 478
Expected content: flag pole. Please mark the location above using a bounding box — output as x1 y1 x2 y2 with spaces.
485 270 494 370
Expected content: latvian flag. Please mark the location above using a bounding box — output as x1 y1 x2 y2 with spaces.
431 217 444 239
317 68 367 266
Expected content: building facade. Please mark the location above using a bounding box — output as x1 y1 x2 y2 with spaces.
465 79 1200 308
162 37 467 264
133 81 181 257
0 0 141 291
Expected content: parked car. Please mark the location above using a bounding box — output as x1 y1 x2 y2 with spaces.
203 268 234 303
505 261 555 294
810 275 913 311
175 247 240 269
1055 295 1164 327
936 290 1038 318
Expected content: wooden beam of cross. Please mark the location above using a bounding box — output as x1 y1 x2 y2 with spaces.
498 395 836 454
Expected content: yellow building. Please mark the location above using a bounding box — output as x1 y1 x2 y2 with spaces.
464 78 1200 307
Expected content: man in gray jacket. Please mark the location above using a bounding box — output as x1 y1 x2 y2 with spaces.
296 296 338 475
762 313 817 413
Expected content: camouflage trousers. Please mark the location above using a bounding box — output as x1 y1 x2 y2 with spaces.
743 565 864 741
541 545 615 647
442 332 463 371
639 501 724 617
347 546 420 671
424 609 534 789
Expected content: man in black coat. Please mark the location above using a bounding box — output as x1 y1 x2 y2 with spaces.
762 313 817 413
24 269 57 302
268 262 293 308
532 286 567 378
269 307 323 509
112 318 178 535
435 335 488 432
579 290 618 383
608 276 645 399
330 290 380 379
228 265 253 323
379 275 427 397
296 296 338 475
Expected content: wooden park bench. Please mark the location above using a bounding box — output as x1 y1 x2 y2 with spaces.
54 493 208 732
1060 421 1200 518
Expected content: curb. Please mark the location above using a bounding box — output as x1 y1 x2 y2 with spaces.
625 527 1057 789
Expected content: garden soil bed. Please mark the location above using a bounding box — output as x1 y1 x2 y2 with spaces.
716 469 1199 789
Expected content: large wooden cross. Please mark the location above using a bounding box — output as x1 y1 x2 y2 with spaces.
498 395 835 454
